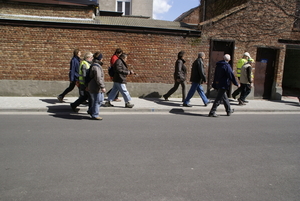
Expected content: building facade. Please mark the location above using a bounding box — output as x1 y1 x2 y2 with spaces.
99 0 153 18
0 0 198 97
178 0 300 99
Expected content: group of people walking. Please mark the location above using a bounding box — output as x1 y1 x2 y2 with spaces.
57 48 135 120
162 51 254 117
58 48 254 119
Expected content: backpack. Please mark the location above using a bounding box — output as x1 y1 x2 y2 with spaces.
84 66 93 86
108 66 114 77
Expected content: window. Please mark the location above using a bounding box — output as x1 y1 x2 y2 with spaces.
117 0 131 16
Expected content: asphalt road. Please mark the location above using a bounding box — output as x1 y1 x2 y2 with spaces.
0 113 299 201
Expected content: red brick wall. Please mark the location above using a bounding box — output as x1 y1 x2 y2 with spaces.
180 6 200 24
0 25 200 84
198 0 300 88
0 1 94 18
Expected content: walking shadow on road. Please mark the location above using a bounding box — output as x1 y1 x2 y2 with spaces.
40 99 90 120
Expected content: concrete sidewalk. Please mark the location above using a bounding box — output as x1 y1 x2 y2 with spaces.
0 96 300 114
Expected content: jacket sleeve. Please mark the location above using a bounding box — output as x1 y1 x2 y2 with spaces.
199 60 207 83
246 66 252 83
175 60 185 81
226 64 239 86
69 58 79 82
115 60 129 75
95 67 105 88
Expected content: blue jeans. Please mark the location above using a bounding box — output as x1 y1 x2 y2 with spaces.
184 82 209 105
107 82 132 103
89 92 104 118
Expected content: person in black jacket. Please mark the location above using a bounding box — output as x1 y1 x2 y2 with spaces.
104 53 135 108
183 52 210 107
163 51 187 102
208 54 239 117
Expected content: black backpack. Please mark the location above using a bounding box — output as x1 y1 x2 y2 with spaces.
108 66 114 77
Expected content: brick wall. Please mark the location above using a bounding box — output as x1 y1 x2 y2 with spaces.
180 6 200 24
0 25 200 84
0 1 94 18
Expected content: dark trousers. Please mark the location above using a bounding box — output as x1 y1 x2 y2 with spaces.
209 88 231 114
164 81 186 101
72 85 91 109
232 87 242 98
59 81 76 98
240 83 251 102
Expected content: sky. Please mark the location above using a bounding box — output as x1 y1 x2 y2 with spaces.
153 0 200 21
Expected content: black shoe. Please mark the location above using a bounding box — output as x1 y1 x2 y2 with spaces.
57 95 63 103
238 99 246 105
204 100 211 106
227 109 234 116
208 113 218 117
183 103 192 107
104 101 114 107
125 102 134 108
70 103 79 112
163 94 169 101
244 100 249 103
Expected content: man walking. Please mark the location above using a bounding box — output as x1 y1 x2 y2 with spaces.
232 52 252 100
208 54 239 117
104 53 135 108
238 59 254 105
183 52 210 107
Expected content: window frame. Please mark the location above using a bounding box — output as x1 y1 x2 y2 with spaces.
116 0 131 16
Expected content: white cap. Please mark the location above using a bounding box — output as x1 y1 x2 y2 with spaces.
244 52 251 58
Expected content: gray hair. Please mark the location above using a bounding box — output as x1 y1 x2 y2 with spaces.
83 52 93 60
223 54 231 61
198 52 205 58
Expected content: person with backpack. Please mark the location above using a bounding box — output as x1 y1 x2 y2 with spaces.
104 53 135 108
88 52 106 120
106 48 123 102
70 52 93 112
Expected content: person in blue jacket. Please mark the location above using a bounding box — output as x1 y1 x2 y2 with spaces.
57 49 81 102
208 54 239 117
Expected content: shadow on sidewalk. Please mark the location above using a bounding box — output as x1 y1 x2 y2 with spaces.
268 99 300 107
39 98 91 120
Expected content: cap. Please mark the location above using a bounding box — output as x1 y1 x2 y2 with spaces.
244 52 251 58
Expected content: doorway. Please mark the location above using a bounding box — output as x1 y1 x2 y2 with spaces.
208 40 235 97
254 48 278 99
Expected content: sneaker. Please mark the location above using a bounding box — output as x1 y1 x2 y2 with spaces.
208 113 218 117
57 95 63 103
183 103 192 107
227 109 234 116
238 99 246 105
91 116 103 120
104 101 114 107
125 102 134 108
163 94 169 101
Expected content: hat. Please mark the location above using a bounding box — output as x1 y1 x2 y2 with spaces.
96 53 103 60
244 52 251 58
